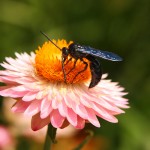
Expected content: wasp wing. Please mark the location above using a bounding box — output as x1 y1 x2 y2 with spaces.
75 45 123 61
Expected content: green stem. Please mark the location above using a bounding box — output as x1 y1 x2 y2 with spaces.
73 130 93 150
43 124 57 150
44 125 51 150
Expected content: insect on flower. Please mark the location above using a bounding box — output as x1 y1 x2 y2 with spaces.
0 35 129 130
41 32 122 88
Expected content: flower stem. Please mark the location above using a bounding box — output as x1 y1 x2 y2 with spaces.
73 130 93 150
44 124 57 150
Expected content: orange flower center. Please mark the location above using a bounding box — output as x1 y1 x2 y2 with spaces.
35 40 91 84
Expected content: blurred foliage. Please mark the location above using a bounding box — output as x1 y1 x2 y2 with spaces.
0 0 150 150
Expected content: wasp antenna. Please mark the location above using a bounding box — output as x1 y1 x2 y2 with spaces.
40 31 62 51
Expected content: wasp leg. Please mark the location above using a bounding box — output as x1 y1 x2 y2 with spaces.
66 59 77 75
64 57 72 66
72 58 88 83
61 55 67 83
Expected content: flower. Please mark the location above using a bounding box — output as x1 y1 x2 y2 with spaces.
0 125 14 150
0 40 129 131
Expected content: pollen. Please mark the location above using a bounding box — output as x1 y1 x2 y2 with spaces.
35 40 91 84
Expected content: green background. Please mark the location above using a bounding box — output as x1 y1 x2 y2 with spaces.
0 0 150 150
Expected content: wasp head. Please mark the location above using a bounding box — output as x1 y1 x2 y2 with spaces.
62 47 69 60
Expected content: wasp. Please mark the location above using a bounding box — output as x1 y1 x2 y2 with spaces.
41 32 122 88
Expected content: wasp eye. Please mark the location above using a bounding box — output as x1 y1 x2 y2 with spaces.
62 47 69 56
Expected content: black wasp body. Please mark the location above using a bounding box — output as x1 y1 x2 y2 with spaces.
41 32 122 88
62 43 122 88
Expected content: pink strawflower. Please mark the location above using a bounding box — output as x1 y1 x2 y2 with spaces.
0 126 13 150
0 40 129 131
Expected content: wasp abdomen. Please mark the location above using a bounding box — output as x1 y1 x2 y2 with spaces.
86 55 102 88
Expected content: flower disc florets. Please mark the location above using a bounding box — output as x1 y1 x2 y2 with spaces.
35 40 91 85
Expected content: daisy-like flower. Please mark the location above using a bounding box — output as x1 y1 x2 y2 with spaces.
0 125 14 150
0 40 129 131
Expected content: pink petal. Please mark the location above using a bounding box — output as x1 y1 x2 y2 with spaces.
92 103 118 123
1 62 16 71
6 57 28 68
50 109 65 128
0 86 11 91
75 116 85 129
86 107 100 127
0 88 13 97
66 108 77 126
22 92 37 101
11 85 28 92
107 110 125 115
63 92 78 111
63 94 74 108
24 100 41 116
31 113 50 131
16 77 36 84
91 96 124 114
11 100 31 113
24 82 43 91
80 95 94 108
0 87 28 98
0 75 18 83
51 96 61 109
35 90 47 100
40 98 50 111
58 100 68 117
115 102 129 108
40 99 52 119
75 104 88 119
